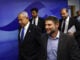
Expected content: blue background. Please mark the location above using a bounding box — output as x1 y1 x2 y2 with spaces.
0 0 68 60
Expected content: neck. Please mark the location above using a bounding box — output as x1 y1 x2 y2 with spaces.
50 30 58 38
33 16 37 19
63 16 68 20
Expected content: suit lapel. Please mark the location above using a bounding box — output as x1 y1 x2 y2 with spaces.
43 34 48 49
68 18 71 30
37 17 41 27
68 18 74 30
42 34 48 56
57 32 65 60
23 24 31 42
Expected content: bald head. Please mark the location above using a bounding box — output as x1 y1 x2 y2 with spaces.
60 8 68 19
18 11 29 27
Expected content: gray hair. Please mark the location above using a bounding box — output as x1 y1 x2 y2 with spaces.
18 11 29 17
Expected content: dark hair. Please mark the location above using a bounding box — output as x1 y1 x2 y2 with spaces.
31 8 38 13
45 16 59 24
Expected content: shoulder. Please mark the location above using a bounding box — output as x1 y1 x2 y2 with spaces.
41 33 48 39
60 32 77 45
30 24 42 32
60 32 75 41
59 19 63 23
29 19 32 22
39 17 44 20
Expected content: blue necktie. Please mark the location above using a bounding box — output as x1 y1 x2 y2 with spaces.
21 28 24 40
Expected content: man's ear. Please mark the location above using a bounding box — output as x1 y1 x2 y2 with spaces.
56 23 59 28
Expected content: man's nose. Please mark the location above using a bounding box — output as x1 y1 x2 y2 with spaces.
19 21 21 24
45 25 49 29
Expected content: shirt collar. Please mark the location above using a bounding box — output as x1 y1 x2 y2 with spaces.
24 21 30 30
49 31 60 40
35 16 38 20
65 16 69 22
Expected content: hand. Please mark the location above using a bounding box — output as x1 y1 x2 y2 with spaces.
67 32 74 36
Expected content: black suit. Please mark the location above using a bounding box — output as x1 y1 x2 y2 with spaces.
59 17 80 32
59 17 80 47
73 16 80 47
18 23 42 60
41 32 80 60
30 17 45 33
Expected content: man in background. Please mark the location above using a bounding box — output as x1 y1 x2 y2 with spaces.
74 10 80 22
30 8 45 33
59 8 80 47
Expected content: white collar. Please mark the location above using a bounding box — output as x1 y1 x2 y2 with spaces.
24 21 30 30
35 16 38 20
49 31 60 40
32 16 39 26
21 22 30 38
65 16 69 22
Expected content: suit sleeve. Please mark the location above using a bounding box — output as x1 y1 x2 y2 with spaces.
34 26 42 45
68 36 80 60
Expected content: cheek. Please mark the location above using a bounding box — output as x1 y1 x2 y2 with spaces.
19 21 22 24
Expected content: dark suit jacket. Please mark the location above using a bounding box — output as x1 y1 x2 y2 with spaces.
18 23 43 60
59 17 80 47
59 17 80 33
41 32 80 60
73 16 80 47
30 17 45 33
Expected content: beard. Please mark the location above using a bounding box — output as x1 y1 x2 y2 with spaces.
46 28 55 36
62 16 67 20
49 30 55 36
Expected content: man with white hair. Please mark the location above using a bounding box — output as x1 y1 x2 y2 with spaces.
18 11 43 60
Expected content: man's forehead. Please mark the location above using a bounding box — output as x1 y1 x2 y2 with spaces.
45 20 54 24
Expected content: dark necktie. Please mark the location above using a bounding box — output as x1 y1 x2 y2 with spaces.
33 20 35 25
21 28 24 40
62 20 65 32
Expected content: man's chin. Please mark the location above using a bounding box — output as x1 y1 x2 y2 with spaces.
46 32 51 35
20 25 24 27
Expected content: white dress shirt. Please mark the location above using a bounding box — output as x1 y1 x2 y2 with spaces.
32 16 39 26
61 16 70 33
20 22 30 39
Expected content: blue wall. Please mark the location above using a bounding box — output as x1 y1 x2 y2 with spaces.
0 0 68 60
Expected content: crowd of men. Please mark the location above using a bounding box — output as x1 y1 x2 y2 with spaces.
17 8 80 60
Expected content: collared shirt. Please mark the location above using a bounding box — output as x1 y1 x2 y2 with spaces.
20 22 30 39
77 16 80 22
47 31 60 60
61 16 70 33
32 16 38 26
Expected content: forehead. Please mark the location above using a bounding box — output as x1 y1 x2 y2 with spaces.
32 10 37 13
18 14 24 17
18 14 26 18
61 9 67 13
45 20 54 24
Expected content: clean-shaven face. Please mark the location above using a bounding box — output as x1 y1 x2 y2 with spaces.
18 14 28 27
